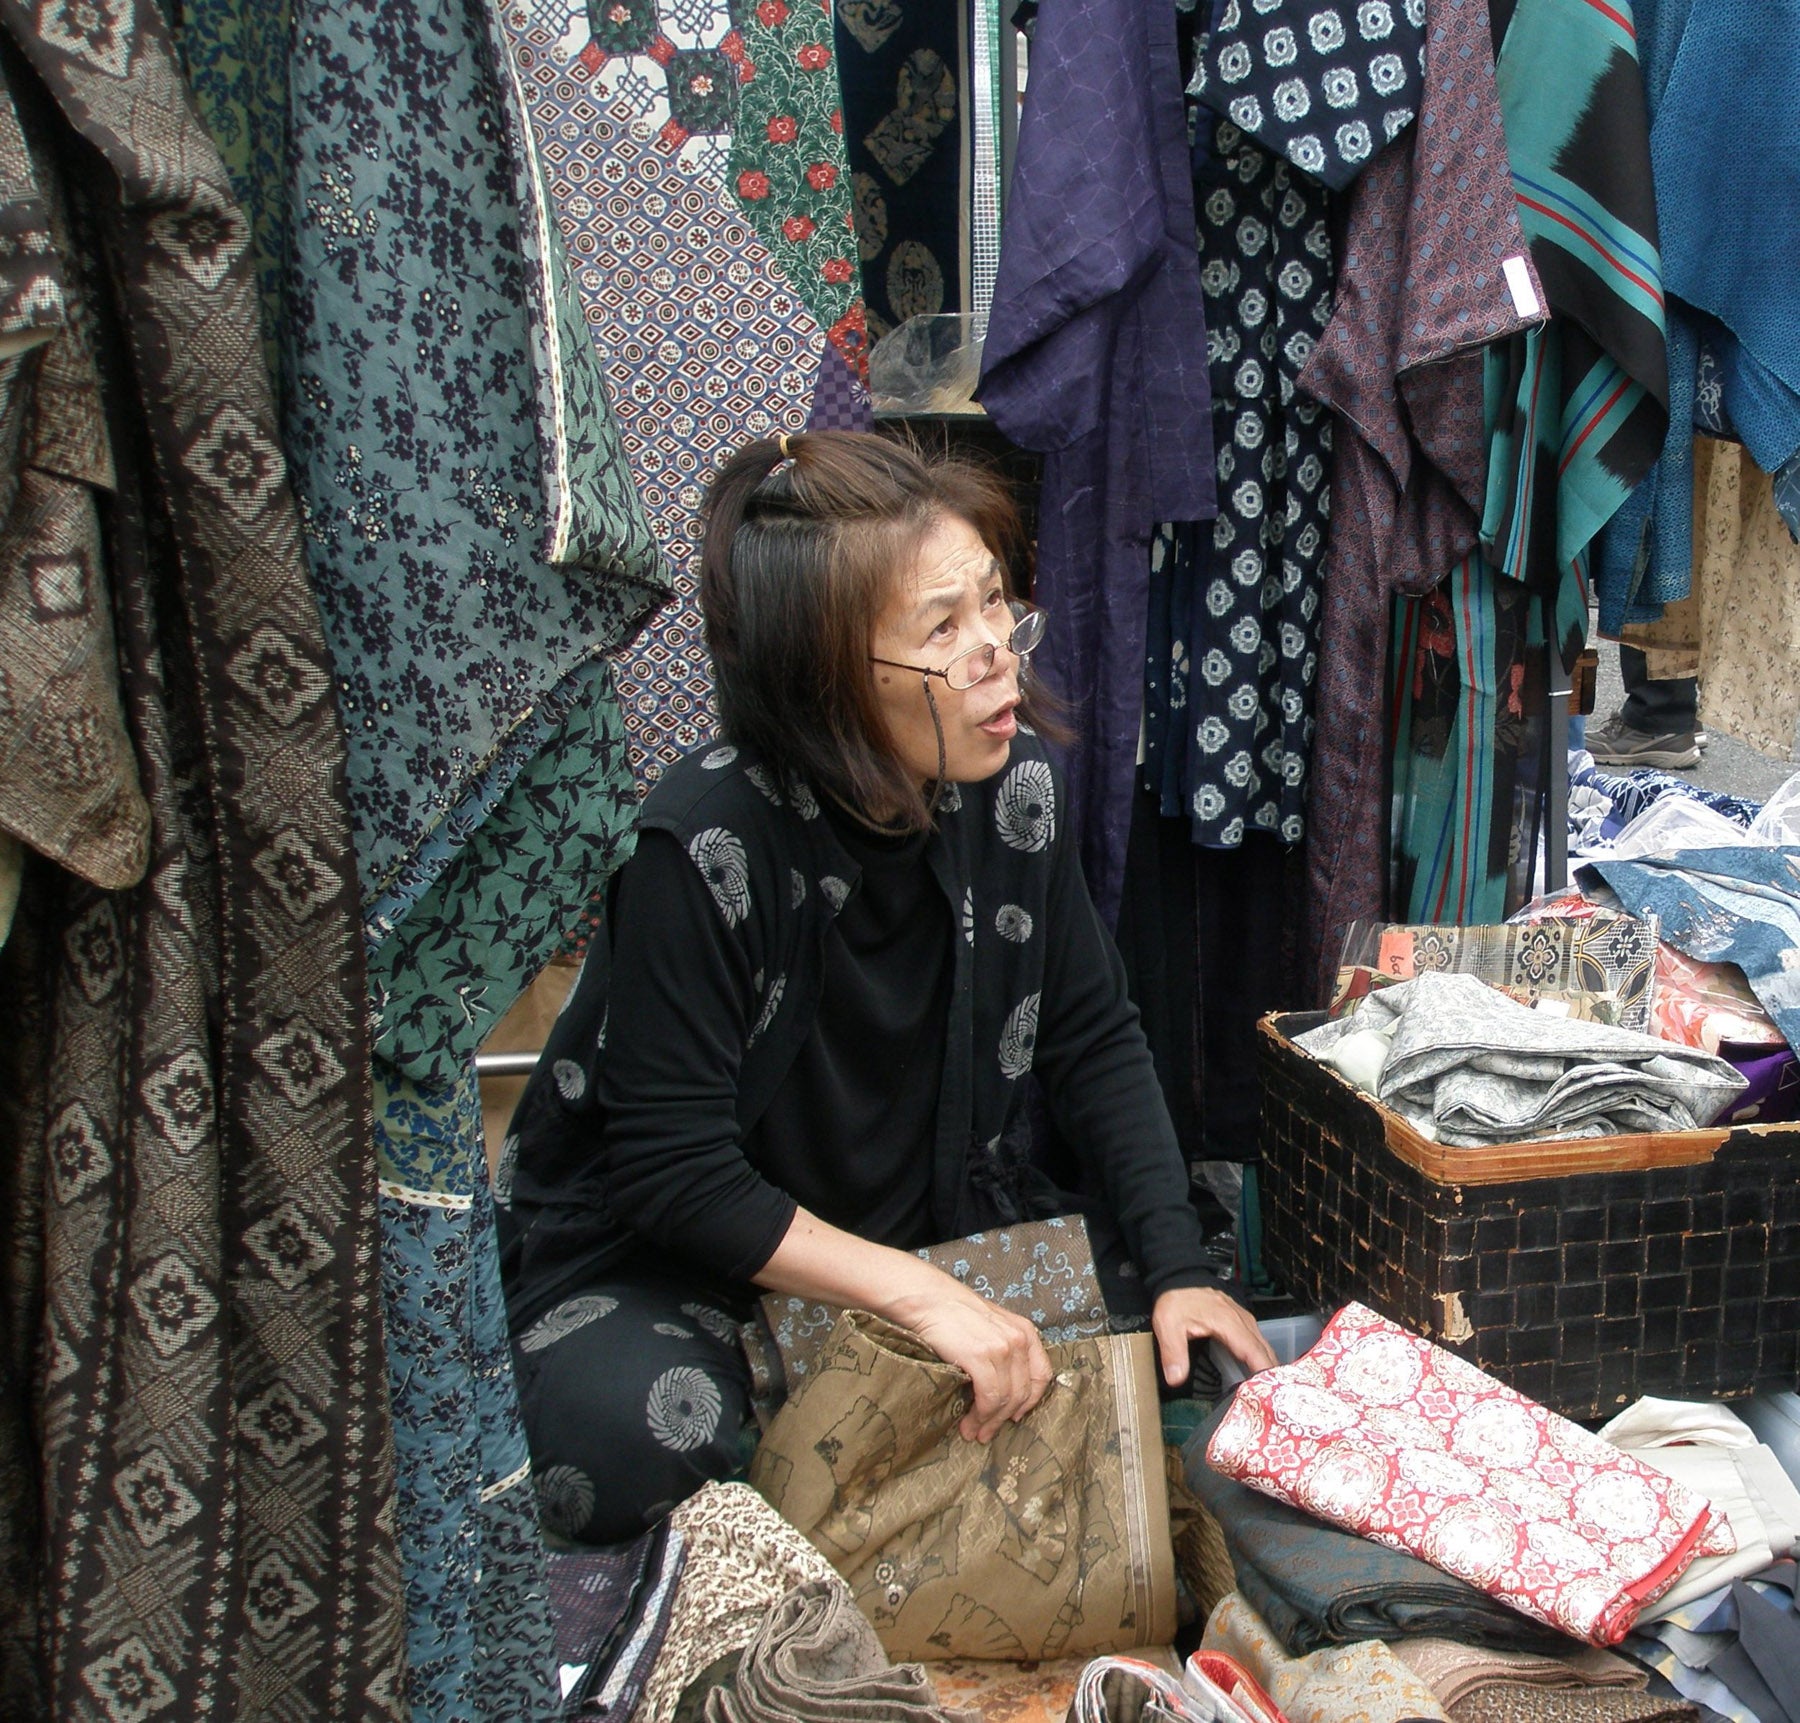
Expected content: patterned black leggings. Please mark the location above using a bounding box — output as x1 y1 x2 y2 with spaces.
512 1273 755 1544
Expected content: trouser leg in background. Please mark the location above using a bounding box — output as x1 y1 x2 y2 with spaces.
511 1273 753 1544
1619 644 1699 733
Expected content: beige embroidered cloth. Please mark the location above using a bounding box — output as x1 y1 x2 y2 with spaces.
744 1218 1109 1423
1201 1594 1451 1723
1618 438 1800 758
750 1311 1176 1663
636 1483 844 1723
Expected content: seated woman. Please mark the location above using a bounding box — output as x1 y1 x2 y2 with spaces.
498 430 1273 1544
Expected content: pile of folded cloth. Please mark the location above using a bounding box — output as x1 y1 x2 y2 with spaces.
1297 972 1747 1144
1172 1305 1800 1723
547 1482 975 1722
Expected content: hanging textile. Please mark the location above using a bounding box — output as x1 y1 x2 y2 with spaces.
1389 0 1668 928
0 0 406 1710
980 0 1214 926
177 0 672 1711
372 1066 557 1717
1190 0 1427 192
1388 536 1538 925
1485 0 1667 654
1693 338 1800 545
495 0 867 782
1593 0 1800 631
1297 0 1544 995
279 0 664 944
1141 109 1333 850
1617 438 1800 760
835 0 965 340
0 78 145 899
968 0 1006 325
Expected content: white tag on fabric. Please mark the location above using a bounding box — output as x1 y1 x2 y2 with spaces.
1503 254 1541 318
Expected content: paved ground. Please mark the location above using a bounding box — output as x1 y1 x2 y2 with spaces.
1585 639 1800 803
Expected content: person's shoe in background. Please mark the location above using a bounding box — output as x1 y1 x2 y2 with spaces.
1587 711 1702 770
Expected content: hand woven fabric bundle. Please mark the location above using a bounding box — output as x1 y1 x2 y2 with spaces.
1201 1593 1451 1723
749 1311 1176 1662
1182 1401 1576 1658
743 1218 1109 1424
693 1580 974 1723
1205 1305 1732 1645
1297 971 1746 1143
1351 913 1659 1031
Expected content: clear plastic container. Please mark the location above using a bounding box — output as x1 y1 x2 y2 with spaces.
1209 1312 1325 1389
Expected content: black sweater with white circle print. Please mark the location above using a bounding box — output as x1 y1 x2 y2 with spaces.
498 729 1214 1332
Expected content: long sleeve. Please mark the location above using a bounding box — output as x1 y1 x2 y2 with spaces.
594 829 799 1280
1032 826 1213 1301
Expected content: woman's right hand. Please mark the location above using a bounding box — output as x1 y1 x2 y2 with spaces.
892 1279 1055 1443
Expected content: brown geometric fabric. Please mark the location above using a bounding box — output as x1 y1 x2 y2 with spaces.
0 0 406 1714
0 61 146 891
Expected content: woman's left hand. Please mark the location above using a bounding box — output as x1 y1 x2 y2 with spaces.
1151 1286 1277 1387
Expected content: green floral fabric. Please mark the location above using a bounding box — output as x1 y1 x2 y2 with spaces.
730 0 865 370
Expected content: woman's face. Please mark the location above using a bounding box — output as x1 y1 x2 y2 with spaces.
870 514 1020 788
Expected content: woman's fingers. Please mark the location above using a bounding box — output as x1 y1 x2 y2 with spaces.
1151 1285 1277 1386
959 1309 1051 1442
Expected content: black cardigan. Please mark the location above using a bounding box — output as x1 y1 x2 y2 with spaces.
497 731 1214 1330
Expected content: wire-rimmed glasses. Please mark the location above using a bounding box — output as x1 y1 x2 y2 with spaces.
869 603 1047 691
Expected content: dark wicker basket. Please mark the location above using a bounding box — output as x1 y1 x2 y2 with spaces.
1257 1012 1800 1419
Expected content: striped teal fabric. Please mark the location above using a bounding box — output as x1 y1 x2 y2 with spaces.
1391 0 1669 926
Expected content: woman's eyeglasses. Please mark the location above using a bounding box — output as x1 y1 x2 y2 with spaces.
870 604 1047 692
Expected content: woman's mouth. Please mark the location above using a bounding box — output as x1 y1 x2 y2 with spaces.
978 703 1018 739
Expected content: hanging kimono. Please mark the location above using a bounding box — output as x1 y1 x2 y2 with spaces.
178 0 673 1711
1593 0 1800 631
0 0 406 1710
1297 0 1545 995
495 0 868 783
980 0 1214 926
1141 0 1371 851
834 0 965 339
1390 0 1668 927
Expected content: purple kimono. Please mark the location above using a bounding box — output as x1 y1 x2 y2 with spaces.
979 0 1214 926
1296 0 1546 997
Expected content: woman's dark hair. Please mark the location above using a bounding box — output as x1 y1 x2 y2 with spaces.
699 430 1055 832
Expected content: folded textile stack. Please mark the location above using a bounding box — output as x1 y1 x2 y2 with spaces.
633 1484 851 1723
1065 1649 1293 1723
1388 1637 1655 1715
1586 846 1800 1057
1331 912 1658 1031
677 1581 974 1723
1297 972 1747 1144
1203 1305 1731 1646
550 1524 686 1717
1601 1398 1800 1620
1201 1594 1451 1723
1624 1562 1800 1723
1184 1402 1574 1657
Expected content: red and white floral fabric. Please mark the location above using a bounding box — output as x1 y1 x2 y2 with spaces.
1205 1305 1732 1646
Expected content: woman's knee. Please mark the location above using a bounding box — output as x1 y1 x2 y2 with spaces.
513 1288 752 1542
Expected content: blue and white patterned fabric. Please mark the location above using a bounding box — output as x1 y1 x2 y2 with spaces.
1191 0 1426 190
1586 848 1800 1055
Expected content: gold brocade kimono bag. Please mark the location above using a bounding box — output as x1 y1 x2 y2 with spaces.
748 1310 1177 1663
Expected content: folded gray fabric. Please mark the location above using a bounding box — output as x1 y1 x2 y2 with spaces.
703 1581 973 1723
1298 973 1746 1146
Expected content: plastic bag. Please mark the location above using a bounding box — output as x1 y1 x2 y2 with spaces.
1749 771 1800 846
